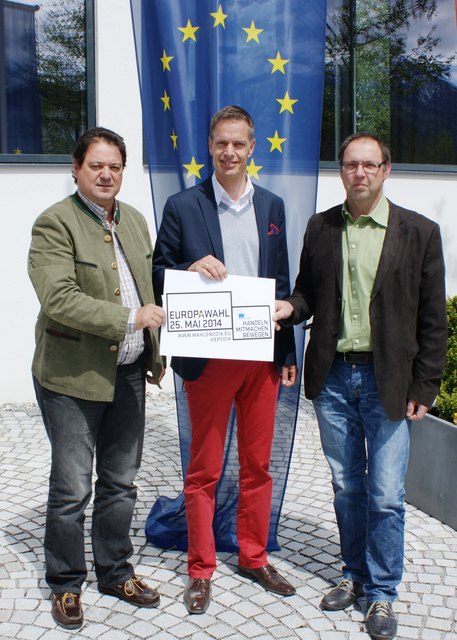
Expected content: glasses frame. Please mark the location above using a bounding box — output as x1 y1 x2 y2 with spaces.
340 161 387 174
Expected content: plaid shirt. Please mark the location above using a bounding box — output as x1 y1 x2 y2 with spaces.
77 191 144 365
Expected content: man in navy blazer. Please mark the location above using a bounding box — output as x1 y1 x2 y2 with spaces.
153 106 297 614
274 132 447 640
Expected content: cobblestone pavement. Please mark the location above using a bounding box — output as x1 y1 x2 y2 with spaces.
1 391 457 640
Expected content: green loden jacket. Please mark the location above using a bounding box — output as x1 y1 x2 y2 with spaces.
28 194 163 402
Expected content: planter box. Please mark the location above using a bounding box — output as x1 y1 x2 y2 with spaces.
405 412 457 530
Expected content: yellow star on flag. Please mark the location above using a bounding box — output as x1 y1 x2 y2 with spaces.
14 147 23 154
160 49 174 71
178 19 200 42
183 156 205 179
243 20 263 43
246 158 263 179
267 131 287 153
170 131 178 150
161 90 171 111
210 5 228 28
268 51 289 74
277 91 298 114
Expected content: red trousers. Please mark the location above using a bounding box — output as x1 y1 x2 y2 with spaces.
184 359 280 578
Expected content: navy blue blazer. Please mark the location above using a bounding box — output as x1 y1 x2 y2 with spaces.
153 178 296 381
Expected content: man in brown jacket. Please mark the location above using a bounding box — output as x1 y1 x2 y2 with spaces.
274 132 447 640
28 127 165 630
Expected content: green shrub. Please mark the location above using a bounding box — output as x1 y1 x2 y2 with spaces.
435 296 457 423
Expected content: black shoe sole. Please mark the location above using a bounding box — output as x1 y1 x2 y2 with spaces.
184 600 210 615
52 613 83 630
320 600 355 611
366 631 397 640
237 567 296 596
98 585 160 608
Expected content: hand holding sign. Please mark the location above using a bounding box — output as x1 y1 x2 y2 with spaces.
160 270 275 361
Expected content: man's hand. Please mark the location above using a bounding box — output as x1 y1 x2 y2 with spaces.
273 300 294 331
135 304 166 331
188 255 227 280
146 365 166 385
406 400 429 421
281 364 297 388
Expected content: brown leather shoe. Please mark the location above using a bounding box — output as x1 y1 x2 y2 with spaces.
183 578 212 614
51 592 83 629
98 576 160 608
237 564 296 596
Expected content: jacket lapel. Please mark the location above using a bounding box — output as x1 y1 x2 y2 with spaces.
252 187 268 277
197 179 225 261
328 206 344 294
371 202 403 300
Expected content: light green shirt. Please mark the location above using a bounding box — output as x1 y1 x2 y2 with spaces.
337 195 389 352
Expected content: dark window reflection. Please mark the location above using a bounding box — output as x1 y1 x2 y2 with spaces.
321 0 457 166
0 0 88 156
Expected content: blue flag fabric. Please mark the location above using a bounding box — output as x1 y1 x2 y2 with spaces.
1 1 42 154
130 0 327 552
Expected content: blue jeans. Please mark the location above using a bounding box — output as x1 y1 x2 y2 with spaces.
34 359 146 593
313 358 410 602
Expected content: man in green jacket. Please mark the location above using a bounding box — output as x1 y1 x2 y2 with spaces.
28 127 165 630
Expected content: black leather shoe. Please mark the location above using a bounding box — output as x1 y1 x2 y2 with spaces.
51 592 83 629
237 564 296 596
320 578 364 610
98 576 160 608
183 578 211 614
366 601 397 639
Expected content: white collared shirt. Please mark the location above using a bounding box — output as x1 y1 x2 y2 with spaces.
77 190 144 365
211 174 259 277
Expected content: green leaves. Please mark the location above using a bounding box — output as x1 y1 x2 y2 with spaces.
435 296 457 423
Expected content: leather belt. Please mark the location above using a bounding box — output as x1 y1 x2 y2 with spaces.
336 351 374 365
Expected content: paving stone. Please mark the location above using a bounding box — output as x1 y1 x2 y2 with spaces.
427 617 453 632
125 619 161 638
0 623 21 638
206 621 237 638
17 626 45 640
98 631 131 640
2 392 457 639
396 628 420 640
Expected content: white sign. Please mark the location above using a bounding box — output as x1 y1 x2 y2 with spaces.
160 270 275 361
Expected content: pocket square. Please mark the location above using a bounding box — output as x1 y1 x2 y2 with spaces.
268 223 280 236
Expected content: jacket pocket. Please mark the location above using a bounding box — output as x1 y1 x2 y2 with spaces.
45 328 81 342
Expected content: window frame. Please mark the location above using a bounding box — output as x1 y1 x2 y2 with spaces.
320 0 457 173
0 0 95 164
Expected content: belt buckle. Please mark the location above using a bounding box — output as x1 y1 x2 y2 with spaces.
343 352 351 364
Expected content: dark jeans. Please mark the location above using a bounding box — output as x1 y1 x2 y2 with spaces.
34 359 146 593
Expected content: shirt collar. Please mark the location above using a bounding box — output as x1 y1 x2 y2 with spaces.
77 189 120 225
342 194 389 228
211 173 254 207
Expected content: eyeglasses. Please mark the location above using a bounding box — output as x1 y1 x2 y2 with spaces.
340 161 386 174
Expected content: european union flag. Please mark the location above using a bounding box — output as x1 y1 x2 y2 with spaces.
130 0 327 552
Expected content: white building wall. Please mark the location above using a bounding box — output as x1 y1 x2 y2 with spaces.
0 0 455 403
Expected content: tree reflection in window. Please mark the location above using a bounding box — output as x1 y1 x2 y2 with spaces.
321 0 457 166
0 0 93 160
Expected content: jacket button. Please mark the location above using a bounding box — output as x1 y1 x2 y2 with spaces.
110 345 118 352
114 288 120 296
111 262 117 270
104 234 112 243
332 330 338 337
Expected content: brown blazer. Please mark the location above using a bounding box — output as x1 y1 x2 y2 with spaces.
286 200 447 421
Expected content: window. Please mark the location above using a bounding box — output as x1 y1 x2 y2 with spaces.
321 0 457 169
0 0 95 163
